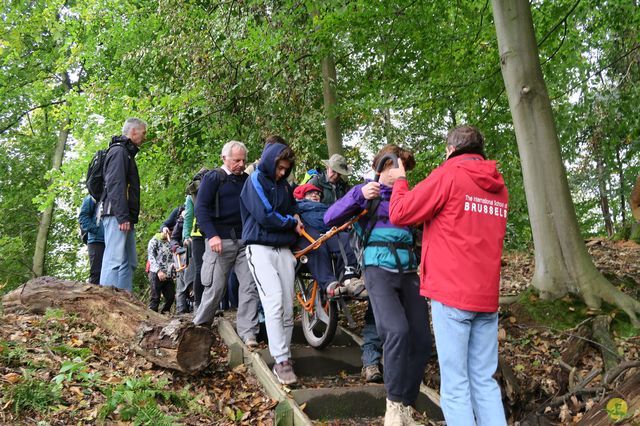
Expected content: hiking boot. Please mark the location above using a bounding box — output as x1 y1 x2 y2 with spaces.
362 364 383 383
272 360 297 385
244 337 259 349
325 281 344 299
342 276 366 297
401 404 425 426
384 399 404 426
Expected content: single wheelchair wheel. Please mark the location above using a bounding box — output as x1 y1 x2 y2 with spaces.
296 276 338 349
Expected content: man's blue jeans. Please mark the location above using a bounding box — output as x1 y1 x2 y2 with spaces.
431 300 506 426
99 216 137 292
361 302 382 367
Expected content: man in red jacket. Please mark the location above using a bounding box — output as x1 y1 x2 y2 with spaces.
388 125 508 425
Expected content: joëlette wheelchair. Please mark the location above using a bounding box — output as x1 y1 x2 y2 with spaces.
293 153 398 349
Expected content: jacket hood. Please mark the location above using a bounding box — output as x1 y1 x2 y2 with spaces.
111 135 139 156
452 154 505 193
257 143 293 180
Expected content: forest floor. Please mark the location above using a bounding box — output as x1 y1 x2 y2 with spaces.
1 237 639 425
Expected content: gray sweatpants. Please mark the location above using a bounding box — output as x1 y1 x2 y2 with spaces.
193 239 260 342
246 244 296 363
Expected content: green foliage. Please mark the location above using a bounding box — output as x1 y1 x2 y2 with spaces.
53 357 101 386
516 288 640 337
48 344 92 360
0 340 28 367
1 374 62 415
0 0 639 289
98 375 184 424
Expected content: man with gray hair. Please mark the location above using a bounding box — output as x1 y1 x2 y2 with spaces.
99 118 147 292
308 153 352 205
193 140 260 347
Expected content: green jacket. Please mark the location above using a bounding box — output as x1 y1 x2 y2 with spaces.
308 172 350 205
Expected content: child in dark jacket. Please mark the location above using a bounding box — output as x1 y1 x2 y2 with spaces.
324 145 432 425
240 137 303 386
293 183 363 297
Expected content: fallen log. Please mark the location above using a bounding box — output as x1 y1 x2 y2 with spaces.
578 368 640 425
2 277 214 374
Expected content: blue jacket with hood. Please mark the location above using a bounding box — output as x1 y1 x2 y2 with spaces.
240 143 299 247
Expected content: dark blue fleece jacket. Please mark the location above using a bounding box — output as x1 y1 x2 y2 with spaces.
297 200 329 233
240 143 298 247
195 169 247 240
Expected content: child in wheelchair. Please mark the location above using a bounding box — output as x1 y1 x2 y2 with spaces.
293 183 365 298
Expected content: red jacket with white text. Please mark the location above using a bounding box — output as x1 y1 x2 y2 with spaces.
389 153 508 312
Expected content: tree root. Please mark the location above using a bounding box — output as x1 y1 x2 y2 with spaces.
584 277 640 328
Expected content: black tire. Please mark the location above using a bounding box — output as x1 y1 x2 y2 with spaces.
296 276 338 349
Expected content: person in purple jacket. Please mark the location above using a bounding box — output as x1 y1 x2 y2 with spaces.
324 144 432 425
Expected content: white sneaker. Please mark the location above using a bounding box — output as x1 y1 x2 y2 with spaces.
384 399 404 426
244 337 259 349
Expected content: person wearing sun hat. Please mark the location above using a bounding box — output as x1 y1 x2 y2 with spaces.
308 153 352 205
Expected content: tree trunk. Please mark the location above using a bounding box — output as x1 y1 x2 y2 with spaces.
615 143 626 228
593 140 613 236
492 0 640 326
321 54 343 156
32 72 71 277
383 107 393 144
2 277 215 374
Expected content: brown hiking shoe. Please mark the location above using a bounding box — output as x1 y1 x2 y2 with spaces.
342 276 366 297
362 364 383 383
273 360 297 385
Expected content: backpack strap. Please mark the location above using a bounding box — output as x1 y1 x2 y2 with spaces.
100 142 127 202
367 241 414 274
361 197 382 249
212 168 228 218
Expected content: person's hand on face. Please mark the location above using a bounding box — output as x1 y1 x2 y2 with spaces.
386 159 406 185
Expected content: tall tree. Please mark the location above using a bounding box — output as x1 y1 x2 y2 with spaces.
321 54 343 156
32 72 71 277
492 0 640 325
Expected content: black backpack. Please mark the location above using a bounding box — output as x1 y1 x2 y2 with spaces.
185 168 227 216
86 143 124 201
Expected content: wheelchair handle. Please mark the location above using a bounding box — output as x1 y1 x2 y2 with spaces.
374 153 399 182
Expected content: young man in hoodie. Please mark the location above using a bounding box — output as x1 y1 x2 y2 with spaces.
241 136 303 386
325 145 432 425
388 125 509 426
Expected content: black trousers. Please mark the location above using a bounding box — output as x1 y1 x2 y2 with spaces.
88 242 105 284
191 237 205 307
148 272 175 313
364 266 432 406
